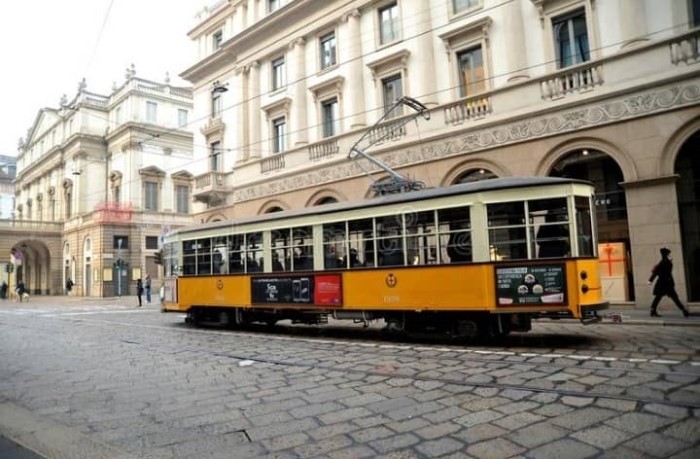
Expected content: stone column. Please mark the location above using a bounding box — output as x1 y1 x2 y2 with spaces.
291 38 308 146
247 61 261 159
407 0 436 105
625 178 687 308
504 0 528 82
619 0 647 48
235 67 248 163
343 9 365 130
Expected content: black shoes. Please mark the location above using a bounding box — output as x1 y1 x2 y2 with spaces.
683 308 690 318
650 310 661 317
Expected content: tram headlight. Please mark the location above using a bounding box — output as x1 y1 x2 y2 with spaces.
580 270 588 280
581 284 589 294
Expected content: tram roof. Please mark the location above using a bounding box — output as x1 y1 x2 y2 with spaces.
173 176 591 237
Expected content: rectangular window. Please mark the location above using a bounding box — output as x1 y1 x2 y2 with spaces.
113 236 129 249
178 109 188 127
379 2 399 45
115 107 122 124
693 0 700 27
272 117 286 153
176 185 189 213
146 101 157 123
529 198 570 258
145 236 159 250
269 0 281 12
406 210 438 265
211 91 223 118
322 98 339 138
457 46 485 97
487 202 527 261
319 32 337 70
113 185 120 202
553 9 590 68
382 74 403 118
272 57 286 90
210 141 222 171
144 181 158 211
453 0 478 14
213 30 223 50
323 222 346 269
438 207 472 263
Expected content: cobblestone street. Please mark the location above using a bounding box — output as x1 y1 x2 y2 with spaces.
1 297 699 458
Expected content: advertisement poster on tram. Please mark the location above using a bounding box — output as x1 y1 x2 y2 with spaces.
251 274 342 305
496 264 566 306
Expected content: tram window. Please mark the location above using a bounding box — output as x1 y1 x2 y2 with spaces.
323 222 345 269
377 214 404 267
488 202 527 261
349 218 374 267
405 210 437 265
182 240 196 275
246 232 263 272
576 196 595 256
529 198 570 258
213 236 228 274
438 207 472 263
271 229 290 271
292 226 314 271
196 238 212 275
228 234 245 273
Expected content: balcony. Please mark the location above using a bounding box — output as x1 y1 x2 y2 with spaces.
193 171 232 206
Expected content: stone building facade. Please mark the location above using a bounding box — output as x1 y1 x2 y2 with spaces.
181 0 700 307
5 73 194 296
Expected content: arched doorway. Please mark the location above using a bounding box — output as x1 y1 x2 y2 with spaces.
550 148 634 301
11 240 52 295
675 131 700 302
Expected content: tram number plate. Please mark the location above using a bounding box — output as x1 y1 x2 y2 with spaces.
495 264 566 306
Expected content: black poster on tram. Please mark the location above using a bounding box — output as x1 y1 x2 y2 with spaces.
495 264 566 306
251 274 343 305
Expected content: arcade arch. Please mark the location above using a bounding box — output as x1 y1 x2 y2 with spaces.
547 145 634 301
11 240 52 295
674 129 700 302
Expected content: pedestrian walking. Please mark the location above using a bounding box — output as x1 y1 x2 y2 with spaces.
1 280 7 300
65 278 74 296
648 247 690 317
136 278 144 307
145 274 152 303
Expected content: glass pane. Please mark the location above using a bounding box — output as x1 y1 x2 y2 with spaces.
487 202 525 227
489 227 527 261
576 196 595 256
246 232 263 272
349 218 374 267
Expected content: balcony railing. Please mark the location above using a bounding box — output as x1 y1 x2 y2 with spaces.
444 96 492 125
261 154 286 174
540 62 604 100
671 29 700 65
308 139 340 161
194 171 227 190
0 220 63 232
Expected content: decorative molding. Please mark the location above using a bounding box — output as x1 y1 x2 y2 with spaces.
366 49 411 80
439 16 492 53
233 81 700 202
108 170 123 184
308 76 345 102
139 165 166 178
261 96 293 119
48 186 56 196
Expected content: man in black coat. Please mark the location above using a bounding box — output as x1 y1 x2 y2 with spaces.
648 247 690 317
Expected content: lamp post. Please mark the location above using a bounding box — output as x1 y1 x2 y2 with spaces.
117 238 123 297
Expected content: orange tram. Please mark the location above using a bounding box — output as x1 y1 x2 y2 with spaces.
161 177 608 339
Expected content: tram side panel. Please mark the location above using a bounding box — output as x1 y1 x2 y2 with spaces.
342 265 494 311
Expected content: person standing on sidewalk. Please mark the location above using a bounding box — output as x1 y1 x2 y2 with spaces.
648 247 690 318
145 274 151 303
65 278 74 296
136 278 144 307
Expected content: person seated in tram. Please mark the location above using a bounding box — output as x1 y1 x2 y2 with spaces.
342 248 363 268
272 252 284 272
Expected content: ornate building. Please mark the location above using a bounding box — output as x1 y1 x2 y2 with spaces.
4 72 194 296
181 0 700 308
